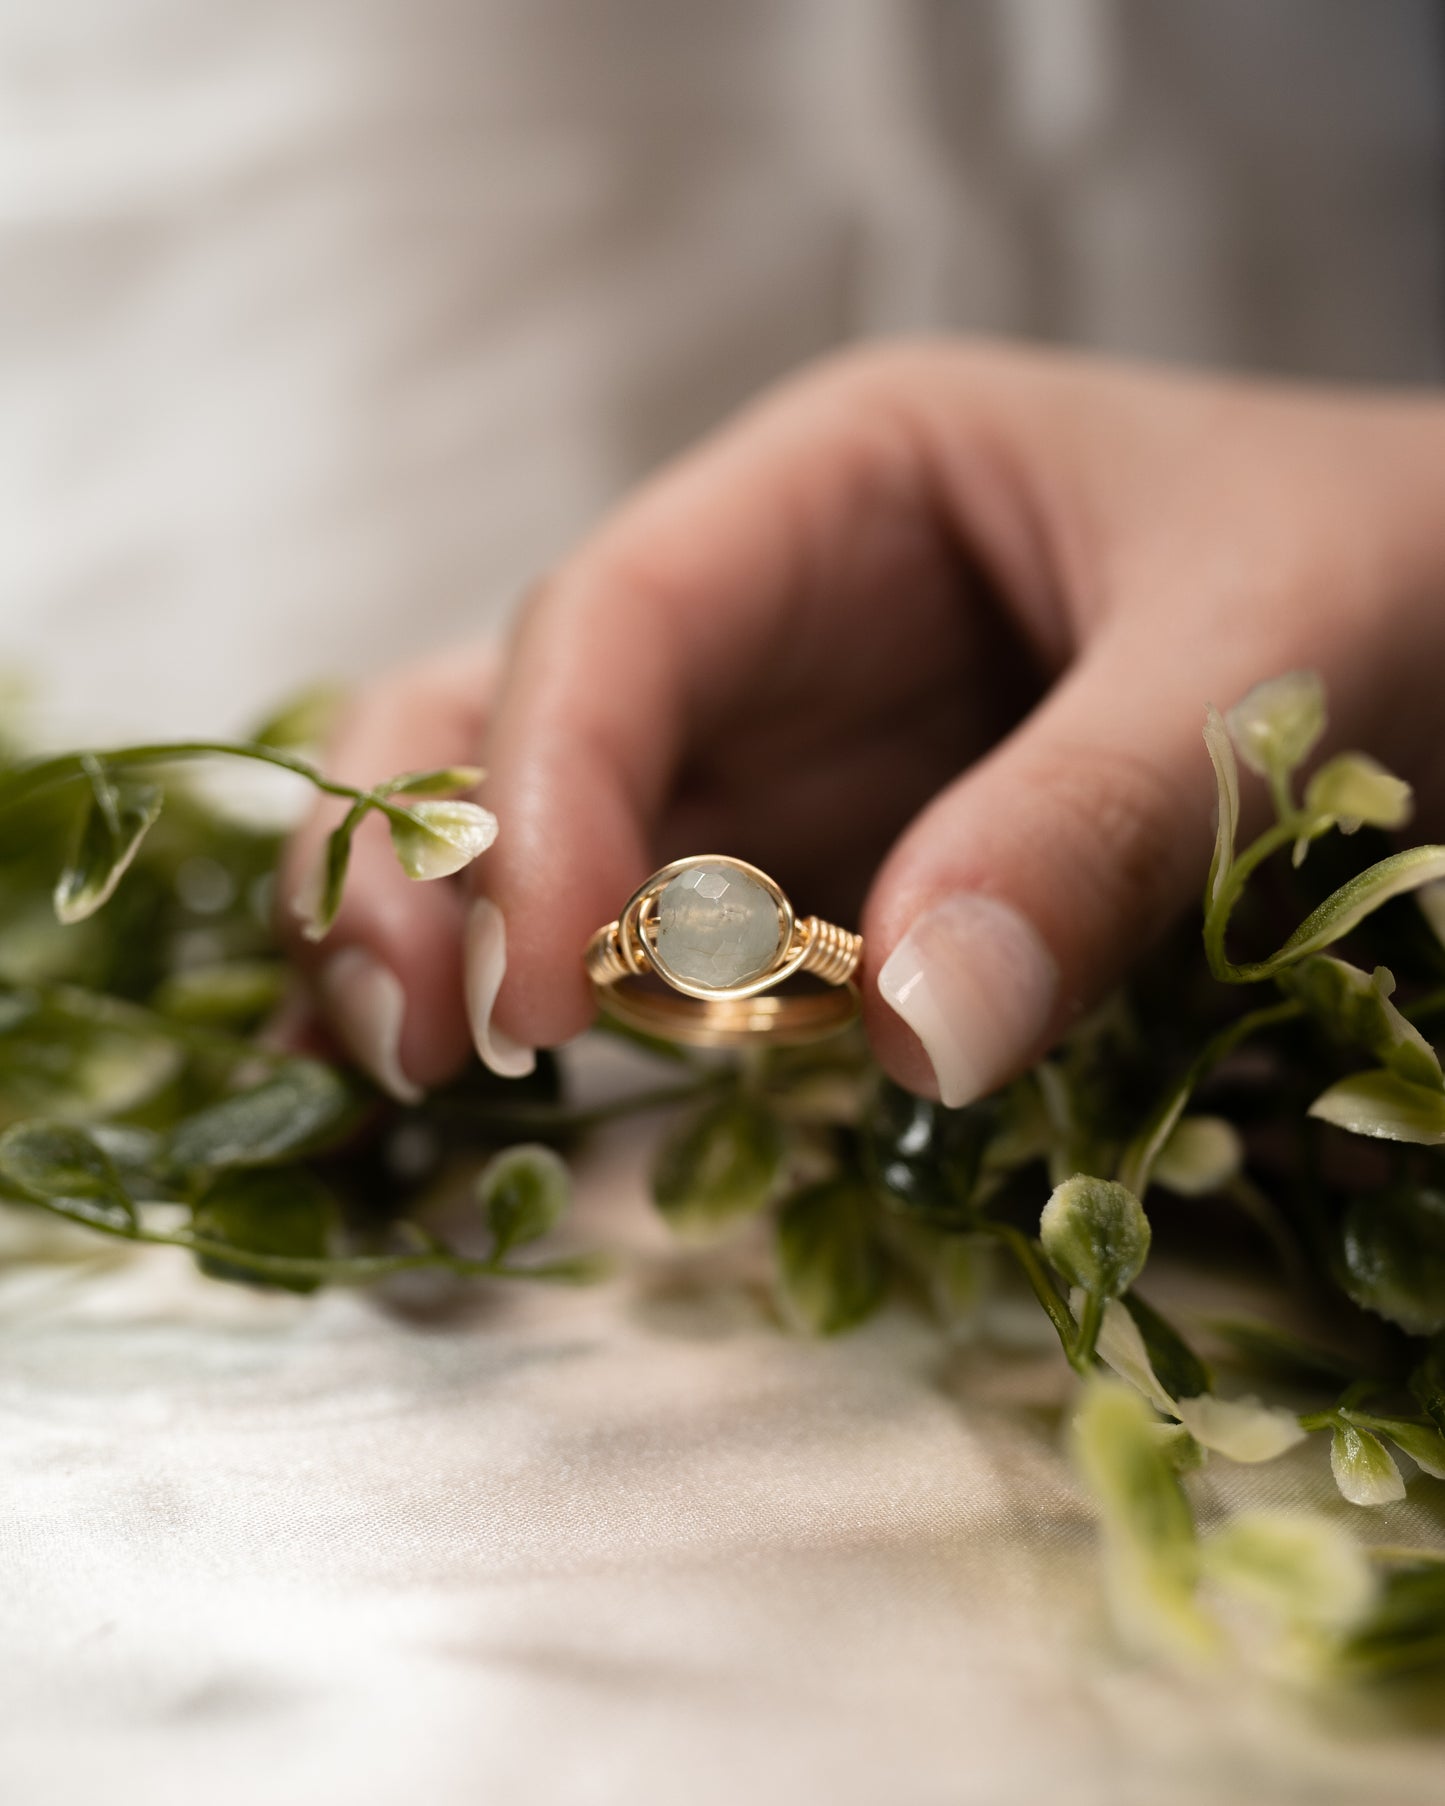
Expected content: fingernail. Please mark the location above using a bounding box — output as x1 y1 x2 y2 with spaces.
465 898 537 1079
319 947 424 1104
878 893 1058 1107
288 853 327 942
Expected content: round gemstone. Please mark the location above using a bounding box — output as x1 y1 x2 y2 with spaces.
653 864 783 989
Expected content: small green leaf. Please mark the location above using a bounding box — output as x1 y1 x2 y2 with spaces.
378 765 485 799
0 1120 136 1228
192 1167 335 1293
1203 704 1240 906
1075 1380 1196 1555
775 1178 887 1336
1153 1424 1207 1475
1200 1511 1376 1637
1040 1174 1151 1299
1337 1186 1445 1335
1269 845 1445 972
90 1124 173 1202
1354 1416 1445 1482
53 761 163 925
1285 958 1442 1090
476 1143 571 1260
1121 1291 1212 1403
1071 1380 1215 1662
652 1095 783 1239
1309 1069 1445 1146
387 800 497 880
1152 1115 1243 1196
151 960 288 1029
1173 1394 1307 1463
1225 670 1325 782
1086 1293 1175 1414
0 1004 183 1125
1303 753 1413 836
296 809 365 943
168 1061 354 1174
1330 1421 1406 1507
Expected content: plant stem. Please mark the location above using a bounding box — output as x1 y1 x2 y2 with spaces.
1072 1288 1105 1369
1117 996 1304 1196
988 1221 1087 1374
1203 817 1300 982
0 742 428 835
1268 767 1295 827
18 1191 599 1287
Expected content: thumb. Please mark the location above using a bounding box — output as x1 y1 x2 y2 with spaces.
865 637 1225 1105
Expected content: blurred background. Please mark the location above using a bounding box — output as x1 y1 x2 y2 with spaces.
4 0 1443 742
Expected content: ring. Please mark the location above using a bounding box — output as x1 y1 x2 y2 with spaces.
585 855 863 1049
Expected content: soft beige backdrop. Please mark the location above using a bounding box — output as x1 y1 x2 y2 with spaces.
4 4 1445 1801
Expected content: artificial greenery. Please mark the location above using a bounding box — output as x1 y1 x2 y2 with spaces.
6 673 1445 1687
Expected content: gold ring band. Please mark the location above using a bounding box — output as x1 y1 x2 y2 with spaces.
585 855 863 1049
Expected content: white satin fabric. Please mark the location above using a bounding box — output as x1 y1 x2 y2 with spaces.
4 4 1445 1801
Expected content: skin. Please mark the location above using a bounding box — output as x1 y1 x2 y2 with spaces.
279 339 1445 1096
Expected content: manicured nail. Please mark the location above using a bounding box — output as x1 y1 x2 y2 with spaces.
878 893 1059 1107
465 898 537 1079
319 946 423 1103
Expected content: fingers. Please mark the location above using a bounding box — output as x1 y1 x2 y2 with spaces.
277 644 500 1096
276 342 1445 1105
864 626 1230 1105
467 348 1056 1063
859 373 1445 1104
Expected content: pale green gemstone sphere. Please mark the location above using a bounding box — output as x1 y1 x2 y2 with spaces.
653 865 782 989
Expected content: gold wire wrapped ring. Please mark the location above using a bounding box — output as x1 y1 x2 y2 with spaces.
584 855 863 1048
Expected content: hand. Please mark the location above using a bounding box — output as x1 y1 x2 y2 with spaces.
280 340 1445 1103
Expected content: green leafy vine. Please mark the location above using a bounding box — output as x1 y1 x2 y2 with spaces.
8 672 1445 1685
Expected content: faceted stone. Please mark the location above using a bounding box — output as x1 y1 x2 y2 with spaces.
653 864 782 988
